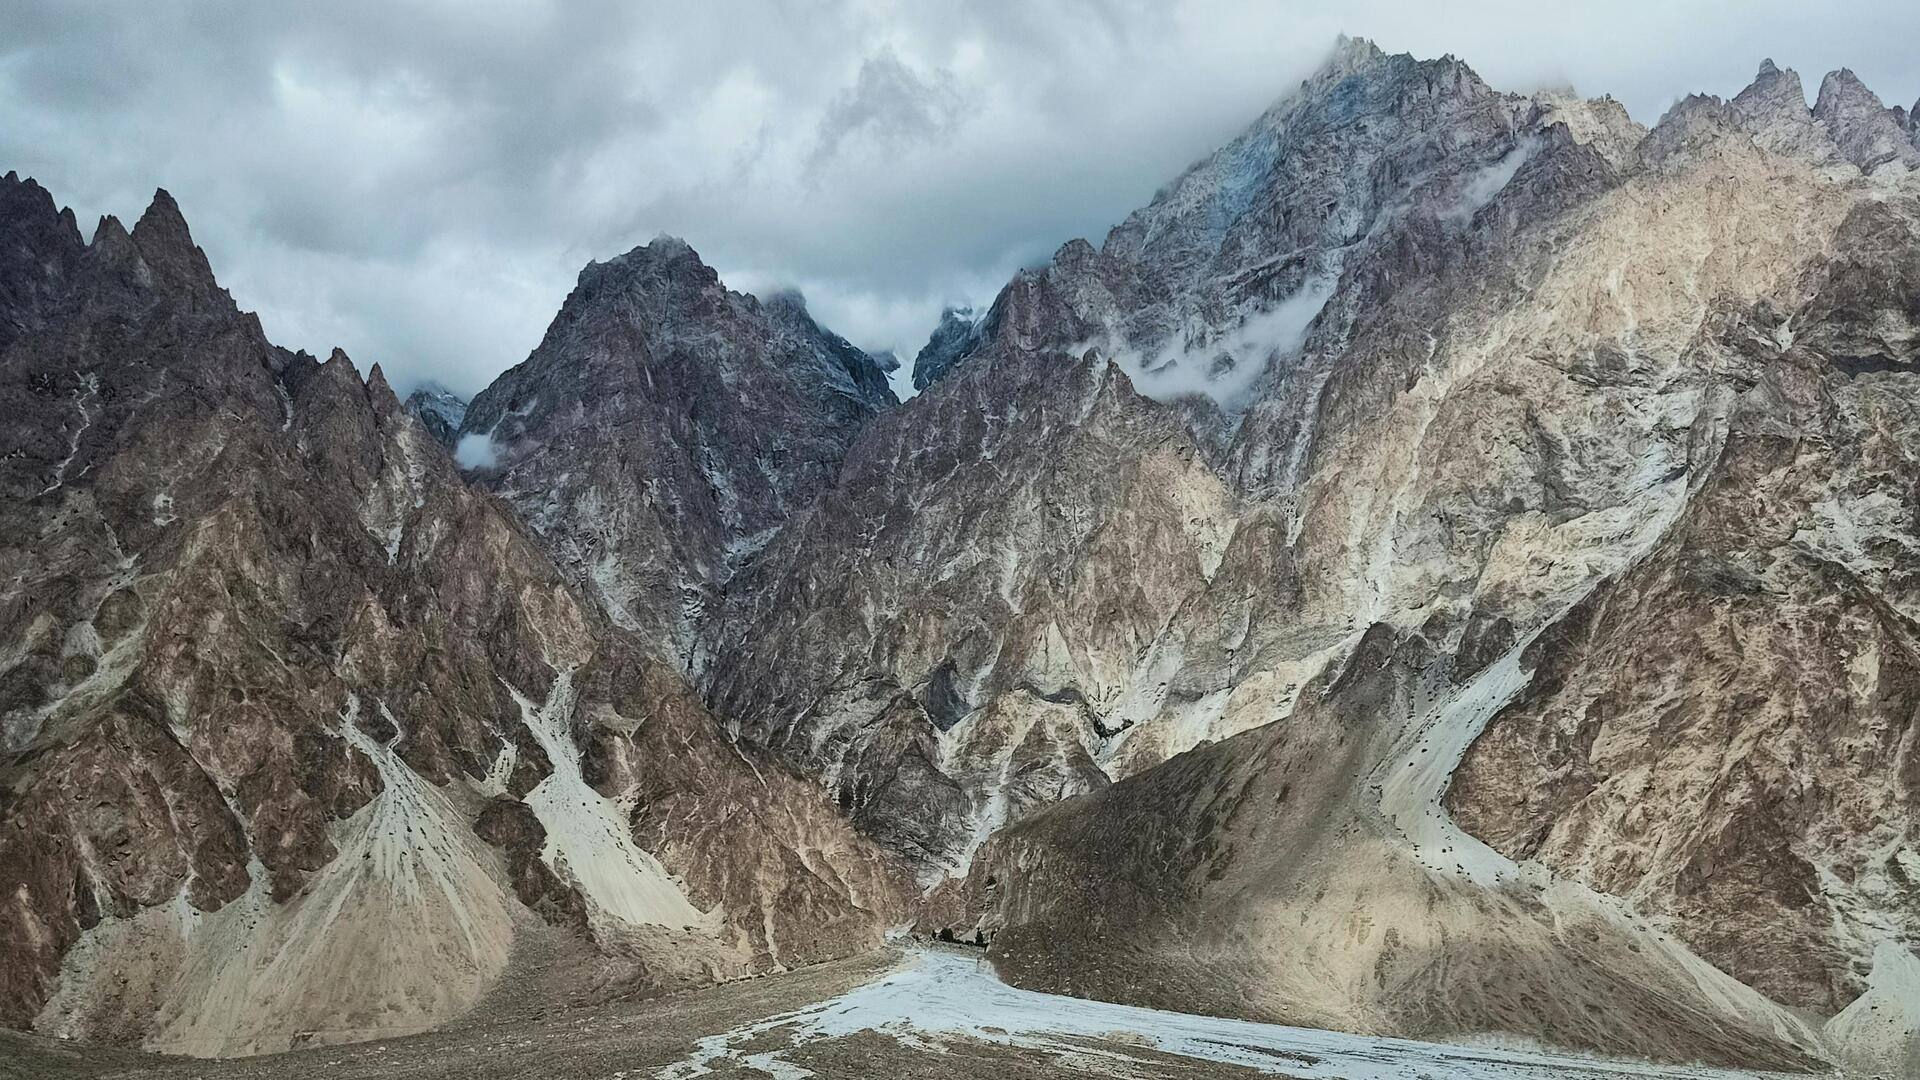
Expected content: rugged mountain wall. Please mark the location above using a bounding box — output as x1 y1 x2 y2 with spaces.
705 42 1919 1071
0 177 905 1055
702 40 1637 874
456 240 896 665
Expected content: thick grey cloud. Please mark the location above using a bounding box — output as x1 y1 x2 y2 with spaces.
809 50 964 172
4 1 1916 396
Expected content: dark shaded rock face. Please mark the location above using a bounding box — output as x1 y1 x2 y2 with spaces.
456 239 896 664
0 172 86 354
908 305 985 391
0 181 907 1056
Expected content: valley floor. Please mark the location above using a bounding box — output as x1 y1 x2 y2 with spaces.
0 941 1807 1080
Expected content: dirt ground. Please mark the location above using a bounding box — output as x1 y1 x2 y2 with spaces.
0 931 1273 1080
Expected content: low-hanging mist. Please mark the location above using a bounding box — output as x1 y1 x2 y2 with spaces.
1093 276 1335 409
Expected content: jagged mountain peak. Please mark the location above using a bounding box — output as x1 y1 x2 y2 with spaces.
1 169 48 204
456 229 897 661
1813 66 1920 174
64 190 230 310
1317 33 1389 79
1643 88 1736 142
590 233 713 285
1681 60 1920 176
491 232 894 416
636 231 694 258
1815 66 1881 111
131 187 191 245
1643 88 1762 163
364 361 402 412
909 36 1552 396
0 171 87 351
294 346 411 408
1309 36 1487 101
547 235 728 339
1720 59 1837 161
1733 58 1806 113
129 187 220 296
88 212 133 250
1126 36 1494 216
930 37 1540 396
1232 37 1495 158
294 345 376 405
0 170 77 238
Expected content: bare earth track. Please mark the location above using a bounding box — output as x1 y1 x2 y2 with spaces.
1 943 1802 1080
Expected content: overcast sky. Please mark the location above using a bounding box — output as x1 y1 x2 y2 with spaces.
4 1 1917 397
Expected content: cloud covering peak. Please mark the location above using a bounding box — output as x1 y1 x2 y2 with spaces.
4 2 1914 396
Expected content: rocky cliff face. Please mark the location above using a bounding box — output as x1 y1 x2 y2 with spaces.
0 178 905 1055
456 240 896 665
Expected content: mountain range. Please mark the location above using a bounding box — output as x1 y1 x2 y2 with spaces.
2 36 1917 1076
